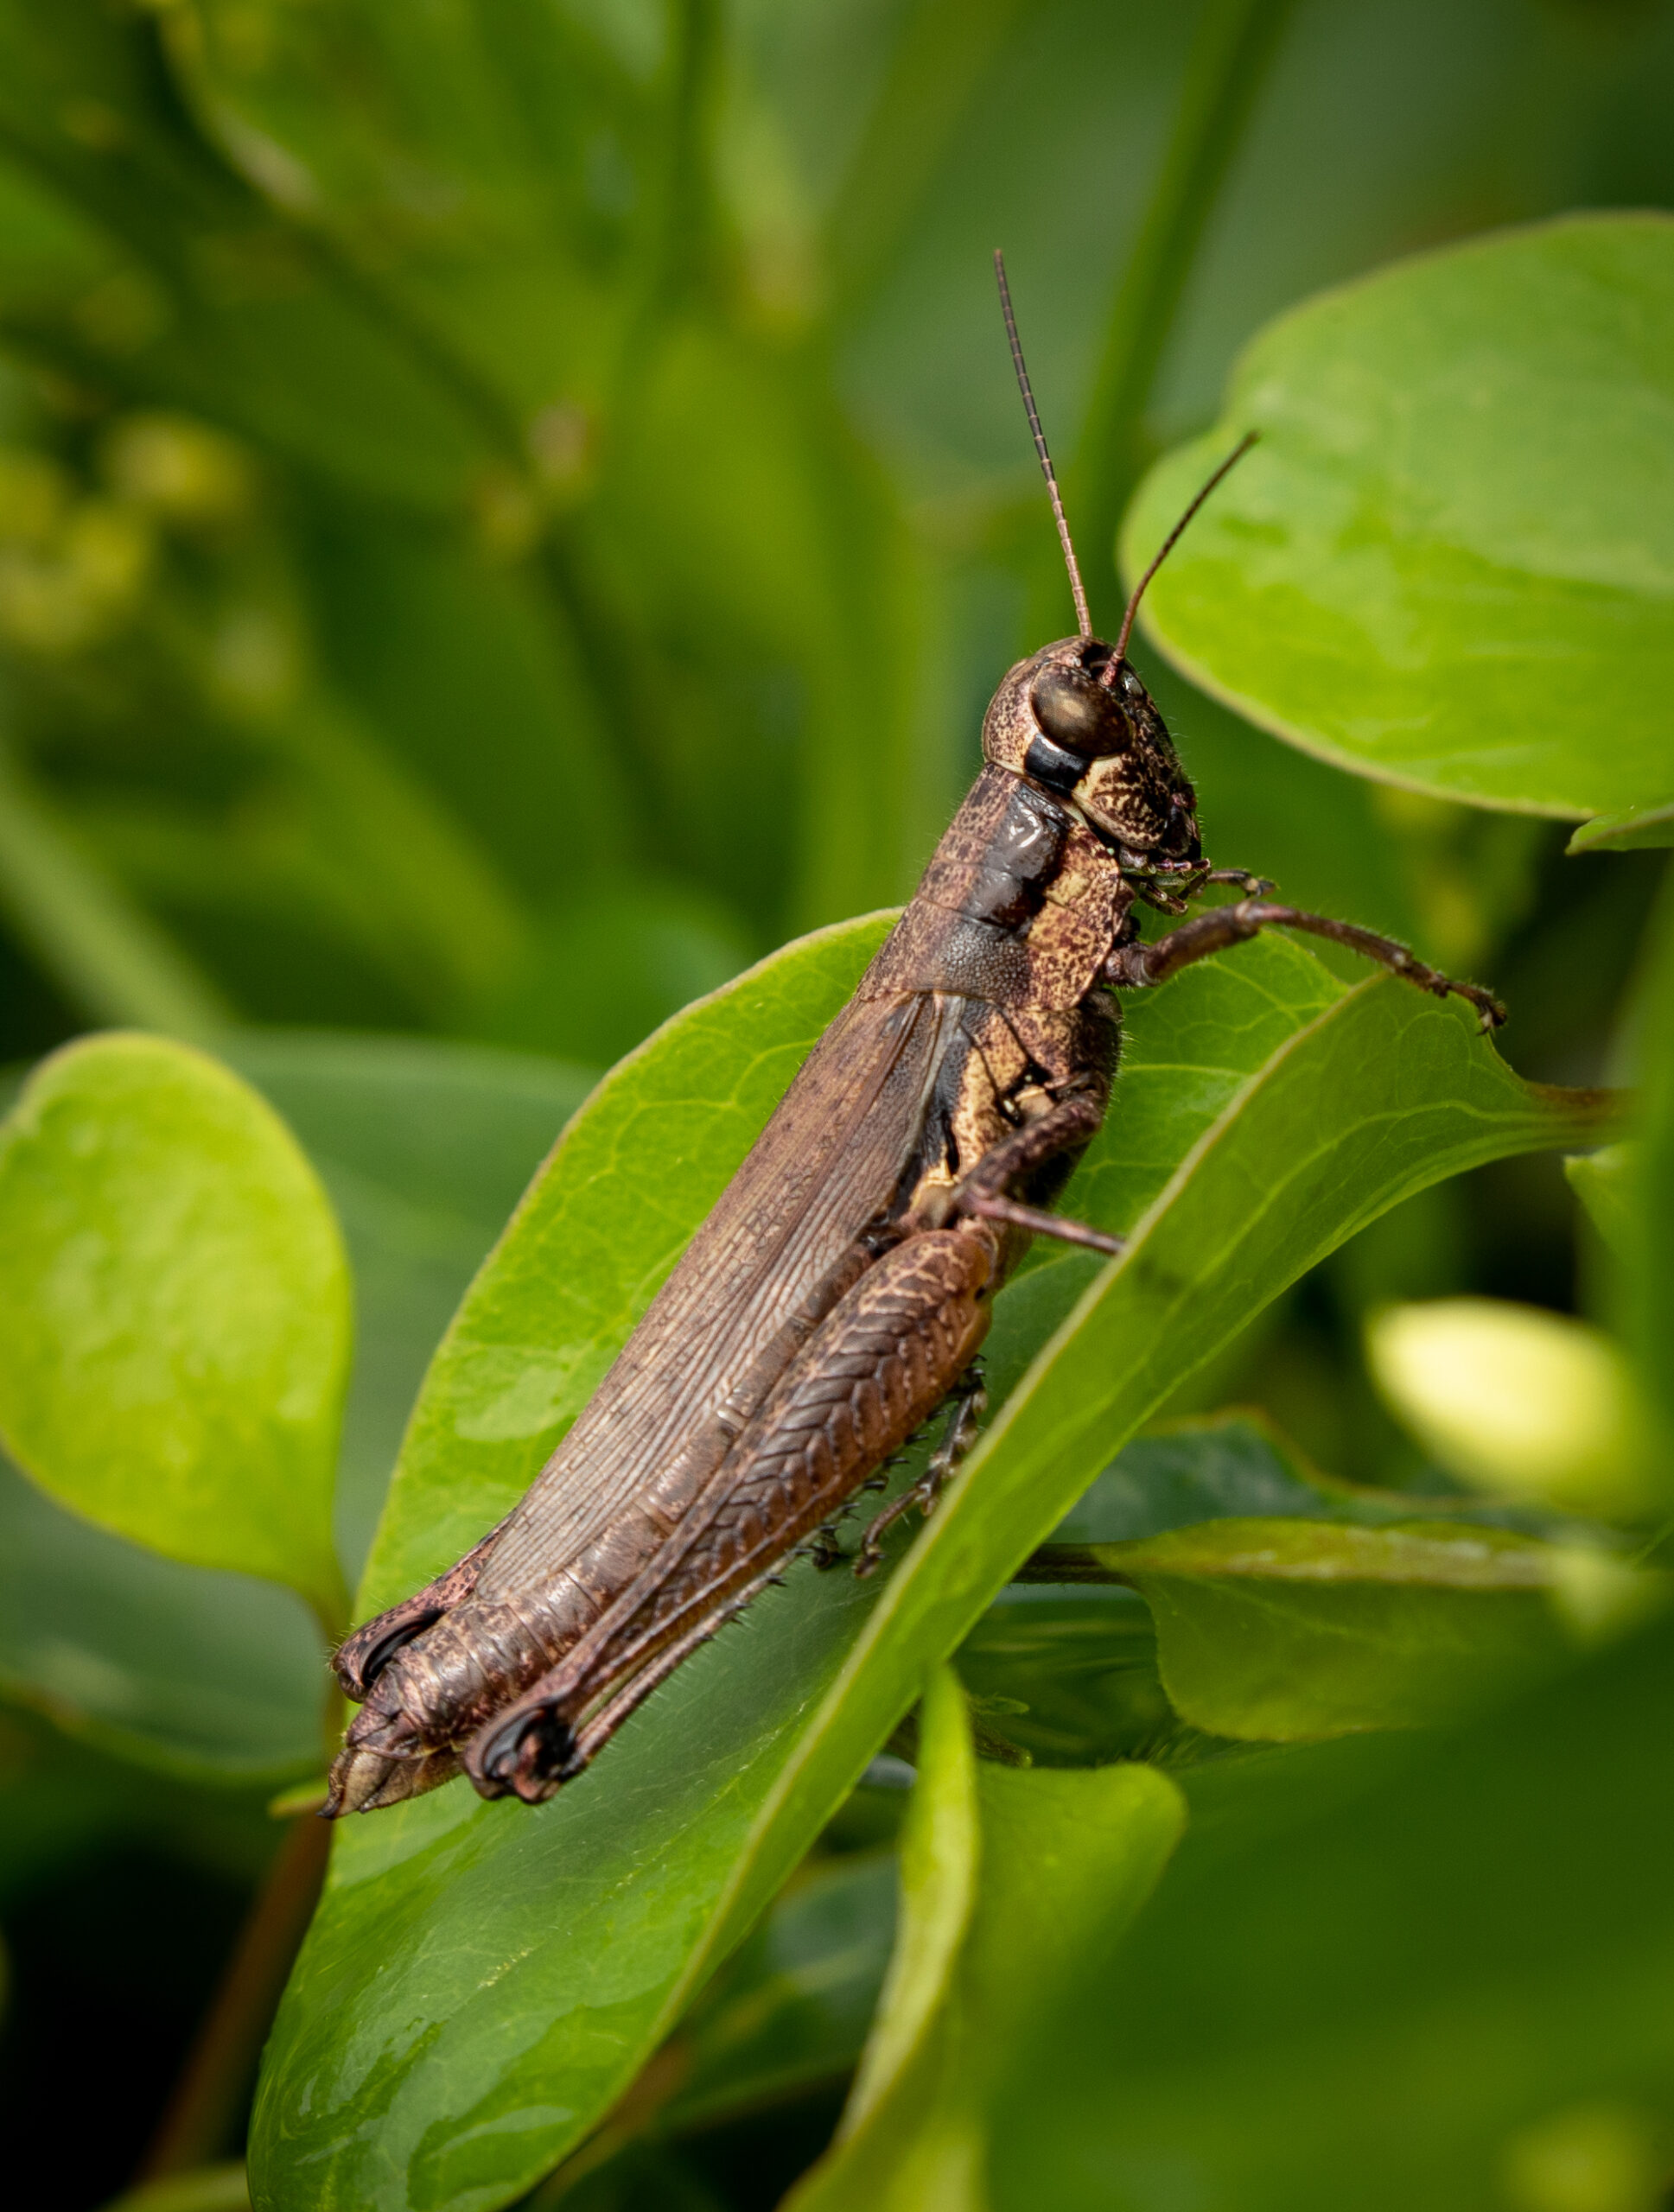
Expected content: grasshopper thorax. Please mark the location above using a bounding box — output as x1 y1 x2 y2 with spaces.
981 634 1201 866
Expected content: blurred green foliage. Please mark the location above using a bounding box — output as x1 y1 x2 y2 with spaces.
0 3 1671 2210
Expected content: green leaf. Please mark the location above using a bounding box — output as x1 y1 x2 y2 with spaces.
986 1606 1674 2211
1076 1517 1633 1738
789 1724 1184 2212
1123 213 1674 820
0 1031 583 1783
960 1410 1613 1770
253 915 1606 2212
838 1669 977 2143
1566 1141 1633 1263
1566 800 1674 855
658 1848 898 2137
0 1033 349 1621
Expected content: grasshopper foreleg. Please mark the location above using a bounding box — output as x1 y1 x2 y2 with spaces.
1107 897 1505 1029
1105 893 1512 1030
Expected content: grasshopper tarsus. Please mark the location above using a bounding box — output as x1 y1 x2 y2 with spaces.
959 1190 1124 1255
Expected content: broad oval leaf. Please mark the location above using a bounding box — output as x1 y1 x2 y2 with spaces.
0 1033 586 1783
1123 213 1674 824
0 1033 350 1621
253 916 1607 2212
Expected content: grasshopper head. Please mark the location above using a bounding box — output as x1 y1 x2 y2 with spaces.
982 635 1201 866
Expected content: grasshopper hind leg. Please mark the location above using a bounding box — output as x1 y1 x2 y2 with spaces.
458 1224 1002 1802
855 1363 987 1576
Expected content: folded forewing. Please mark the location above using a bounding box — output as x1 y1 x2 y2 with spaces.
478 987 955 1601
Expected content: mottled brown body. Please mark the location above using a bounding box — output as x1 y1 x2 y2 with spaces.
328 620 1502 1815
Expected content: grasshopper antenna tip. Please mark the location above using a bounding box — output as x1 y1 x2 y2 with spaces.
995 248 1091 640
1113 429 1258 666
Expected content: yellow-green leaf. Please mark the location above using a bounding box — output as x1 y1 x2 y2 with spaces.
0 1033 349 1622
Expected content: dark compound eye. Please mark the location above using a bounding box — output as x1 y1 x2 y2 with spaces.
1030 669 1132 760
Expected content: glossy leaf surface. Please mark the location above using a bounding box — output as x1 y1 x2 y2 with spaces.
1123 213 1674 823
0 1034 349 1619
253 914 1607 2212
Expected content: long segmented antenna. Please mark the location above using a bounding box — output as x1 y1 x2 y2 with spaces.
1113 430 1257 665
995 249 1091 641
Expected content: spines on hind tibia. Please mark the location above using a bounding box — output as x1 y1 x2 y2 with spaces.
461 1223 1000 1804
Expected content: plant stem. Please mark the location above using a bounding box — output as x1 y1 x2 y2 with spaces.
135 1811 331 2182
0 734 232 1037
1073 0 1295 631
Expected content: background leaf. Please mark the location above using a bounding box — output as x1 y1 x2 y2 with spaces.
987 1606 1674 2212
1085 1517 1628 1738
0 1033 349 1620
0 1449 321 1779
1123 213 1674 823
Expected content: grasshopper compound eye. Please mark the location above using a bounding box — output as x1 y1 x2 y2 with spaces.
1030 667 1133 759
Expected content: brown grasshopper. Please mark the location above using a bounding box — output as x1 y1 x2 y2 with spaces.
325 256 1502 1816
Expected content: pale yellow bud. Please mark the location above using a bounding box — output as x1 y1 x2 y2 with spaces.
1366 1298 1660 1519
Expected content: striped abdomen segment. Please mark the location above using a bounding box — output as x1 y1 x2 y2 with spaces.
464 1223 1000 1802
